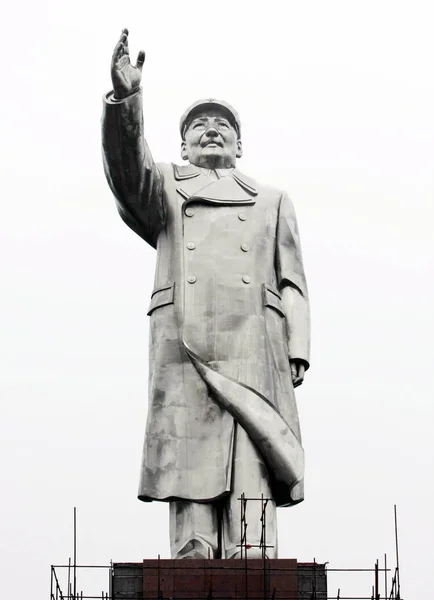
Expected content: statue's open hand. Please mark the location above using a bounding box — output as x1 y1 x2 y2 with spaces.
111 29 145 99
290 360 305 388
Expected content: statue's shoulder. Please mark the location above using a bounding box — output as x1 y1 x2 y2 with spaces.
154 162 175 178
235 169 285 203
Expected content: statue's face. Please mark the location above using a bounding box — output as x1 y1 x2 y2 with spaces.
181 109 242 169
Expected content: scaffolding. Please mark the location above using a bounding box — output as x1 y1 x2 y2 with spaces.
50 505 403 600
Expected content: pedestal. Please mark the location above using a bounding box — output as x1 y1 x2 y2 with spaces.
111 559 327 599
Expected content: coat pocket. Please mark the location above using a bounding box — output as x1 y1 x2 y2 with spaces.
262 283 285 318
147 283 175 315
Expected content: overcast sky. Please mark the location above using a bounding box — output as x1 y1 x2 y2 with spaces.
1 0 433 598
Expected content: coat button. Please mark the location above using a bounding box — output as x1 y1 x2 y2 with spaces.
242 275 251 284
238 212 247 221
185 207 195 217
186 242 196 250
187 274 197 284
241 243 250 252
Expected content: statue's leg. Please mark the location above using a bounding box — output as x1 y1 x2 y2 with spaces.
222 425 278 559
169 500 220 559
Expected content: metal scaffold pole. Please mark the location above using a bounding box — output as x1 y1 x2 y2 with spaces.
73 507 77 600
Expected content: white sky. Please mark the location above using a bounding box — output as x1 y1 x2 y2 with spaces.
1 0 433 598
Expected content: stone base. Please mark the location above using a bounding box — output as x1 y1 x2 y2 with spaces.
112 559 327 599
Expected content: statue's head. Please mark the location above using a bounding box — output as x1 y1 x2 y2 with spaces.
180 99 242 169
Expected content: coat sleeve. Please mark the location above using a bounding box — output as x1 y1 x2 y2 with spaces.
101 89 165 248
275 192 311 367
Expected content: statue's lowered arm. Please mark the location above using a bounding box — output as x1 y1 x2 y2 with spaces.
276 192 311 385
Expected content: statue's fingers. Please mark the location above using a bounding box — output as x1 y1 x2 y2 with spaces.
112 40 124 65
123 35 130 55
293 376 303 388
116 29 128 54
115 29 128 51
119 42 130 62
136 50 146 70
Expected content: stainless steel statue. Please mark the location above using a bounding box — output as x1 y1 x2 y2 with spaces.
102 29 311 559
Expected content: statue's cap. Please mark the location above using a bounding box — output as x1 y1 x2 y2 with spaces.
180 99 241 140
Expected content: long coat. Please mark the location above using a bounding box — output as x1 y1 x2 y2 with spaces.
102 90 310 507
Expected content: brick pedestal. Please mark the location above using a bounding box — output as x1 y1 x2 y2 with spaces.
112 559 327 600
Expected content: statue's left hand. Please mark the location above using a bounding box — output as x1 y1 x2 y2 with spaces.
290 360 305 388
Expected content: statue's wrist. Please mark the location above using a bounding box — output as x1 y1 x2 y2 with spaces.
113 86 140 101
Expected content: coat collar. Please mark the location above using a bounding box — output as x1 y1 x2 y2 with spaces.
173 163 258 204
172 163 202 181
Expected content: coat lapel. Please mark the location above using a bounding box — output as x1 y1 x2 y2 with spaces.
173 163 202 181
232 169 258 197
173 163 258 205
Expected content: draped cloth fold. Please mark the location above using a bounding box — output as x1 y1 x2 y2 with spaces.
185 344 305 507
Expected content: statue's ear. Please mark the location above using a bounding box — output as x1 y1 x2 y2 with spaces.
236 140 243 159
181 141 188 161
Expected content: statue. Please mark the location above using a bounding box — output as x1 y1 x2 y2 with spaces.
102 29 311 560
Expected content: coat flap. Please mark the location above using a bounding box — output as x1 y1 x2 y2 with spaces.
185 343 304 506
262 283 285 317
147 283 175 315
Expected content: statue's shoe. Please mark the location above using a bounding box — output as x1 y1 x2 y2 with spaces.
175 538 213 560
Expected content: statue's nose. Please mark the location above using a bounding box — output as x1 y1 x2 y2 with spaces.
205 127 219 138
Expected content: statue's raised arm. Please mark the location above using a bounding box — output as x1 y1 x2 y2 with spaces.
102 30 164 248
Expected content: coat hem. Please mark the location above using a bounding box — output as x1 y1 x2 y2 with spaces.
138 490 231 504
